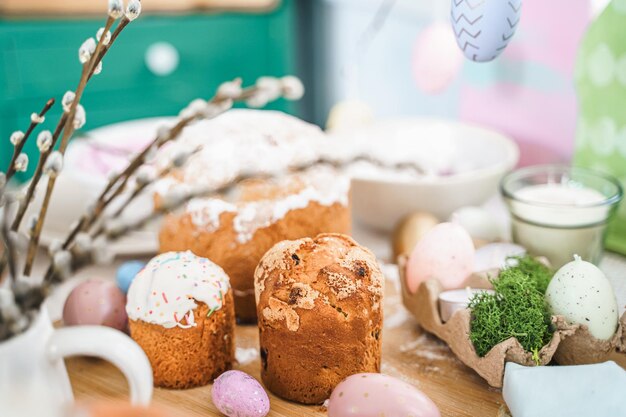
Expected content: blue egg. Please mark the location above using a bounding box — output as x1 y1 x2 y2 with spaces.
116 260 146 294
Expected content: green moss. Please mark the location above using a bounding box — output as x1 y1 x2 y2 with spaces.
506 255 553 294
469 267 553 360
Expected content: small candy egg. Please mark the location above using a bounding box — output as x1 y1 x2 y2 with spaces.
211 370 270 417
545 255 619 340
326 100 374 132
474 243 526 272
450 206 501 242
392 212 439 259
406 222 475 293
116 260 146 294
328 373 440 417
63 279 128 332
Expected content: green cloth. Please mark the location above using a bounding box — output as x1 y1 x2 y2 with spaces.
574 0 626 254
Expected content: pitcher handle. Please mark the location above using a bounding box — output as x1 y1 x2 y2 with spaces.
47 326 153 405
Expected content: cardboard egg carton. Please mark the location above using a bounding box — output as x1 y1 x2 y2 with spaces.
397 256 626 388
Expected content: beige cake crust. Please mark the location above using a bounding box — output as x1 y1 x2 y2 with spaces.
129 295 235 389
159 185 351 323
254 233 384 404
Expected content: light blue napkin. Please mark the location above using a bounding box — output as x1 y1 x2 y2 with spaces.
503 361 626 417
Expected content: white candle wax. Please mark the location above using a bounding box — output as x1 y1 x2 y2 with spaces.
512 184 608 227
508 183 611 268
438 288 495 323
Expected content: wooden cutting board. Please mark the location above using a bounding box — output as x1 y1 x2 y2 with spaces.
66 276 626 417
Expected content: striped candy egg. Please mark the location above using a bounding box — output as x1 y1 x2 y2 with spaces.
451 0 522 62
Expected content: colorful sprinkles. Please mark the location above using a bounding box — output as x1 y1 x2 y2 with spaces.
126 251 231 329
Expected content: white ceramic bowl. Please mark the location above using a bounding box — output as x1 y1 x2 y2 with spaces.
345 118 519 231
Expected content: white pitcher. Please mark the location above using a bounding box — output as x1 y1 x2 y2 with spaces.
0 305 153 417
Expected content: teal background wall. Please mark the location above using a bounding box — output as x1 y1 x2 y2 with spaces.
0 1 299 181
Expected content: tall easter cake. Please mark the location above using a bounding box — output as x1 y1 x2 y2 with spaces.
126 251 235 389
254 233 384 404
158 110 351 323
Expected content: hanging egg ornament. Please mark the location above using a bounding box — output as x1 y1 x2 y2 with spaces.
211 370 270 417
63 279 128 332
545 255 619 340
412 21 464 94
450 0 522 63
328 373 440 417
392 212 439 259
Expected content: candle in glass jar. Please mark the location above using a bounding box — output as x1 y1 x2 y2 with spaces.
509 184 609 268
502 166 622 270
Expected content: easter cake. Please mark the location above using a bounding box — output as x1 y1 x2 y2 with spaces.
126 251 235 389
254 233 384 404
158 110 351 323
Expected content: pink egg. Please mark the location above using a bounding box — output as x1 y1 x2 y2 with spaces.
406 222 475 293
63 279 128 332
211 370 270 417
328 373 440 417
412 21 464 94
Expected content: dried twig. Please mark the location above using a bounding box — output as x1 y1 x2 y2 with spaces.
5 99 55 182
11 114 68 231
23 10 138 276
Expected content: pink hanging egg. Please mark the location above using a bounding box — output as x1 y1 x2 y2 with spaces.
328 373 440 417
406 222 475 293
412 21 464 94
63 279 128 332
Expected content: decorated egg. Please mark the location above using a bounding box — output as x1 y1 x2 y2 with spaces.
328 373 440 417
326 100 374 132
412 21 464 94
474 243 526 272
406 222 475 293
545 255 619 340
116 260 146 294
63 279 128 332
392 212 439 259
211 370 270 417
450 206 501 242
450 0 522 62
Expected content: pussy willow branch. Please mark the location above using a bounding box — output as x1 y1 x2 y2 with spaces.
23 16 123 276
1 208 17 285
4 99 55 183
10 17 127 232
11 114 69 232
58 82 262 253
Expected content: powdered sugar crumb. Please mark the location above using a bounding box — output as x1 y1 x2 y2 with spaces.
235 347 258 365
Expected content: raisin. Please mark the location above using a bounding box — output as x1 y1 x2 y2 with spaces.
288 287 303 305
291 253 300 265
260 347 268 371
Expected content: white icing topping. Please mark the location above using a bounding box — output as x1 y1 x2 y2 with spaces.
126 251 231 329
183 166 350 244
155 110 350 243
157 109 324 190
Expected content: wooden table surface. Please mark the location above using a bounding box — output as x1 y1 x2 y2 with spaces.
65 270 624 417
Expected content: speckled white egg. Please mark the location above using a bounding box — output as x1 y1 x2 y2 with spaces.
545 256 619 340
406 222 475 292
450 0 522 62
450 206 501 242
